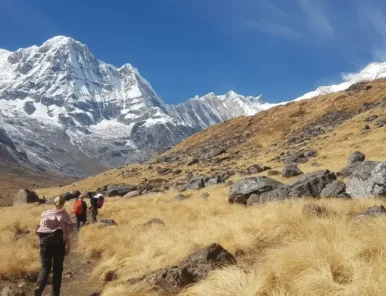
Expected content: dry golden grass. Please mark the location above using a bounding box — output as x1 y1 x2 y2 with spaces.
0 204 50 279
4 79 386 295
72 185 386 296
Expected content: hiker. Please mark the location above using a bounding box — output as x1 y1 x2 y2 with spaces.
72 194 88 230
35 196 74 296
90 192 104 222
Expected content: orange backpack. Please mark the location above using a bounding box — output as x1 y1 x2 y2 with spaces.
72 199 83 215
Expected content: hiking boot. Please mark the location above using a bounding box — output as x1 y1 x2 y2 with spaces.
34 287 43 296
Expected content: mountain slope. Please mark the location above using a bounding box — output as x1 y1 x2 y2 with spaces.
35 77 386 202
0 36 267 177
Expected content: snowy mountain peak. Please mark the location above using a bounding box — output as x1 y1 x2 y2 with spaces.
0 36 268 177
295 61 386 102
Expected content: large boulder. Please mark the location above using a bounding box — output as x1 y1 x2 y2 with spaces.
205 174 226 187
13 189 40 205
187 178 205 190
127 244 236 294
250 170 336 206
347 162 386 198
320 180 348 198
282 164 303 178
229 177 283 205
60 190 81 201
106 184 137 197
123 190 142 198
347 151 365 166
283 149 317 164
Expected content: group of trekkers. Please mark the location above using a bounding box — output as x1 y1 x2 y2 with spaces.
34 192 105 296
72 192 104 229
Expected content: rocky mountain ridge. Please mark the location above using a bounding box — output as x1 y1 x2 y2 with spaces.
0 36 270 177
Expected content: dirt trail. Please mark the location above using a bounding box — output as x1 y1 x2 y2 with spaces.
40 233 97 296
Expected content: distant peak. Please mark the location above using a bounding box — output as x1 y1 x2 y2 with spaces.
119 63 136 72
44 35 73 45
226 90 238 96
41 36 90 51
0 48 12 55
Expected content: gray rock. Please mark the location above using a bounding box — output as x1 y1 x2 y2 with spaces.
363 124 370 131
229 176 283 205
364 115 379 122
127 244 236 294
282 164 303 178
200 192 210 199
106 184 137 197
247 165 264 174
13 189 40 205
61 190 81 201
347 162 386 198
338 160 378 178
205 176 224 187
347 151 366 166
284 149 317 164
144 218 165 227
320 180 347 198
187 178 205 190
357 205 386 217
157 167 171 175
174 194 187 201
254 170 336 205
187 158 199 166
123 190 141 198
99 219 117 226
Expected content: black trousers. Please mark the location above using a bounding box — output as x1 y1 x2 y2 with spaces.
91 206 98 222
76 214 86 229
37 242 66 296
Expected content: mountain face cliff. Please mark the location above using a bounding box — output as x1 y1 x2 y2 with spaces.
0 36 271 177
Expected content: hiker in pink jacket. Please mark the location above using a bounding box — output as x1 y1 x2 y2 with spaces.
35 196 74 296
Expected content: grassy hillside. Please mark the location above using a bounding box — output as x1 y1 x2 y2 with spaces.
4 79 386 295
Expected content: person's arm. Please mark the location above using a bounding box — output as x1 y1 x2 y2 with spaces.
65 238 72 256
35 224 40 235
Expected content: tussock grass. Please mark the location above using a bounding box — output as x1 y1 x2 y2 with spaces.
75 186 386 296
0 204 50 279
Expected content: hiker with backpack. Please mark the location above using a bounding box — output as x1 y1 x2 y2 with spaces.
90 192 104 222
35 196 74 296
72 194 88 230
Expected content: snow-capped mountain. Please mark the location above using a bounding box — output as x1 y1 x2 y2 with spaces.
294 62 386 101
0 36 267 177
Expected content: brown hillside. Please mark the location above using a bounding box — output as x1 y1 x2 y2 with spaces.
35 79 386 198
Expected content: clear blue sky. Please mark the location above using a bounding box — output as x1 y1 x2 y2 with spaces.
0 0 385 104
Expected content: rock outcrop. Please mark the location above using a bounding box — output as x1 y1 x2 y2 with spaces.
347 162 386 198
13 189 41 205
229 177 283 205
247 170 337 206
282 164 303 178
127 244 236 294
320 180 348 198
106 184 137 197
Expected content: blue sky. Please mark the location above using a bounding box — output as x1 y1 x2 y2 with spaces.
0 0 385 104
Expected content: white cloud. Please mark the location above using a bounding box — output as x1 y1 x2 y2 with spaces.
297 0 334 38
245 19 303 41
